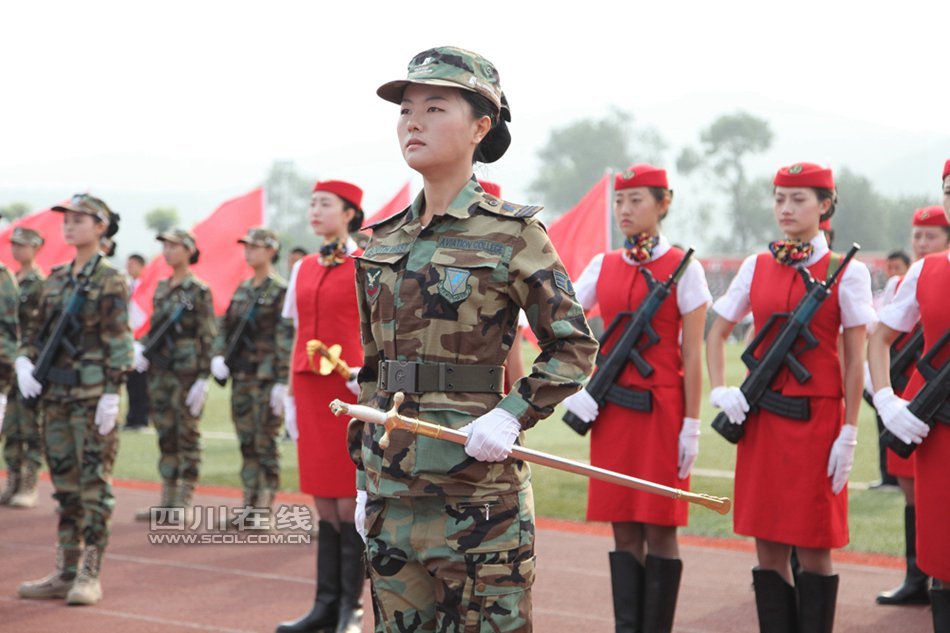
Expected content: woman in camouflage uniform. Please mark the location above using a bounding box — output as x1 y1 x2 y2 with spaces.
1 226 44 508
353 47 598 632
132 229 216 525
211 227 293 517
16 194 132 606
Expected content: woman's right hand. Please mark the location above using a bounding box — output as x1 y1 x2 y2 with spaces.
710 386 749 424
354 490 367 543
562 389 599 424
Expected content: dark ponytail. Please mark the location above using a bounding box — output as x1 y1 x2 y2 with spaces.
189 248 200 265
460 91 511 164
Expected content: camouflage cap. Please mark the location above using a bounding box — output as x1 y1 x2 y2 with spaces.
377 46 509 120
237 226 280 249
157 228 198 253
10 227 44 247
52 193 113 225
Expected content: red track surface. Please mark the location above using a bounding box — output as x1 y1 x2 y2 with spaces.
0 476 933 632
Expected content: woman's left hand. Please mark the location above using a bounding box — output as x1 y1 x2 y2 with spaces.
827 424 858 495
95 393 121 435
459 408 521 462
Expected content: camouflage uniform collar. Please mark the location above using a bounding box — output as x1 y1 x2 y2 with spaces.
69 254 103 283
169 270 196 290
406 177 483 227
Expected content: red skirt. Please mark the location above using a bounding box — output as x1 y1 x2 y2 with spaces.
587 385 689 526
915 423 950 580
734 397 848 549
294 371 357 498
886 448 916 479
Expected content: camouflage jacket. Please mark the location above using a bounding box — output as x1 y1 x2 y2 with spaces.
143 272 216 378
21 255 132 399
16 267 46 340
353 178 598 498
211 273 293 384
0 265 19 393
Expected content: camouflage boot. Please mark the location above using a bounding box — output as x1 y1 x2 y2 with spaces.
0 469 20 505
18 546 81 599
66 546 103 606
179 480 196 528
135 479 178 522
256 488 275 531
9 465 39 508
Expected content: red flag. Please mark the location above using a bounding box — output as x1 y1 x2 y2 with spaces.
546 175 611 279
131 188 265 338
0 204 73 275
362 182 411 230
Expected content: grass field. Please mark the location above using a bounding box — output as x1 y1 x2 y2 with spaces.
105 342 907 555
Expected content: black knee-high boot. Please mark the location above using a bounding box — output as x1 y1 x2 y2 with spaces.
335 522 364 633
276 520 340 633
642 554 682 633
932 587 950 633
877 505 930 605
752 568 797 633
609 551 644 633
797 571 838 633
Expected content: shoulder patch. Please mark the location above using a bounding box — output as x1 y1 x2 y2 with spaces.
480 197 544 219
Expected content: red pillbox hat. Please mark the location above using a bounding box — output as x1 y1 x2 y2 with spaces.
774 163 835 189
615 164 669 191
313 180 363 212
912 205 950 227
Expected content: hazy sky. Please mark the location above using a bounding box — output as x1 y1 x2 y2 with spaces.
2 0 948 250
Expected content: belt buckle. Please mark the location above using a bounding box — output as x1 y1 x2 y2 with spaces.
383 360 418 394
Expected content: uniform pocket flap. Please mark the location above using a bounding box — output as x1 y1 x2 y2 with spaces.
429 249 501 270
474 556 536 596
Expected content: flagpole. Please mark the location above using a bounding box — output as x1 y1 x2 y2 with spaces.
604 168 613 251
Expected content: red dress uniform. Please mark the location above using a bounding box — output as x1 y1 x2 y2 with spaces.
587 248 690 526
904 254 950 579
734 252 849 548
292 252 363 498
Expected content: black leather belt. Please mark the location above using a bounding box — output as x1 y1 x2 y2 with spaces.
377 360 504 394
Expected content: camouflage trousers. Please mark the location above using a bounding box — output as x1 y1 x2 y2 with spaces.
2 383 44 473
365 487 536 632
43 397 118 550
148 370 202 484
231 378 281 494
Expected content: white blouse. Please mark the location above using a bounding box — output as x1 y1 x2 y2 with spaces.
712 233 875 329
878 252 950 333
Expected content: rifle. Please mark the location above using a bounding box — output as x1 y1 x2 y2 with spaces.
215 278 272 386
562 248 695 436
142 296 193 370
25 258 100 408
712 244 861 444
863 327 924 408
880 330 950 458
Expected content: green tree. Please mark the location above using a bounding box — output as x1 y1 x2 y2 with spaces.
530 109 667 218
262 160 320 257
834 167 930 252
0 202 31 221
677 111 774 253
144 207 180 234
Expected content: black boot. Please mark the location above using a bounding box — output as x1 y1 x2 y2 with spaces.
335 522 364 633
752 568 797 633
276 521 340 633
877 506 930 605
932 587 950 633
642 555 682 633
797 572 838 633
609 551 644 633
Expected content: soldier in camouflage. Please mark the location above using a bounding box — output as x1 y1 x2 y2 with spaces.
0 222 19 505
1 227 45 508
352 47 598 632
132 229 216 525
211 227 293 517
16 194 132 606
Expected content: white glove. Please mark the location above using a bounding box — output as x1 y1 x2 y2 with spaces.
0 394 7 433
133 341 149 373
874 387 929 445
863 362 874 396
210 355 230 382
355 490 367 543
827 424 858 494
710 386 750 425
283 395 298 441
345 367 361 397
459 408 521 462
185 378 209 417
15 356 42 400
270 383 288 417
95 393 120 435
678 417 701 479
562 389 599 424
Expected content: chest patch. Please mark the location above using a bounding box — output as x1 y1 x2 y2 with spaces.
439 267 472 303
